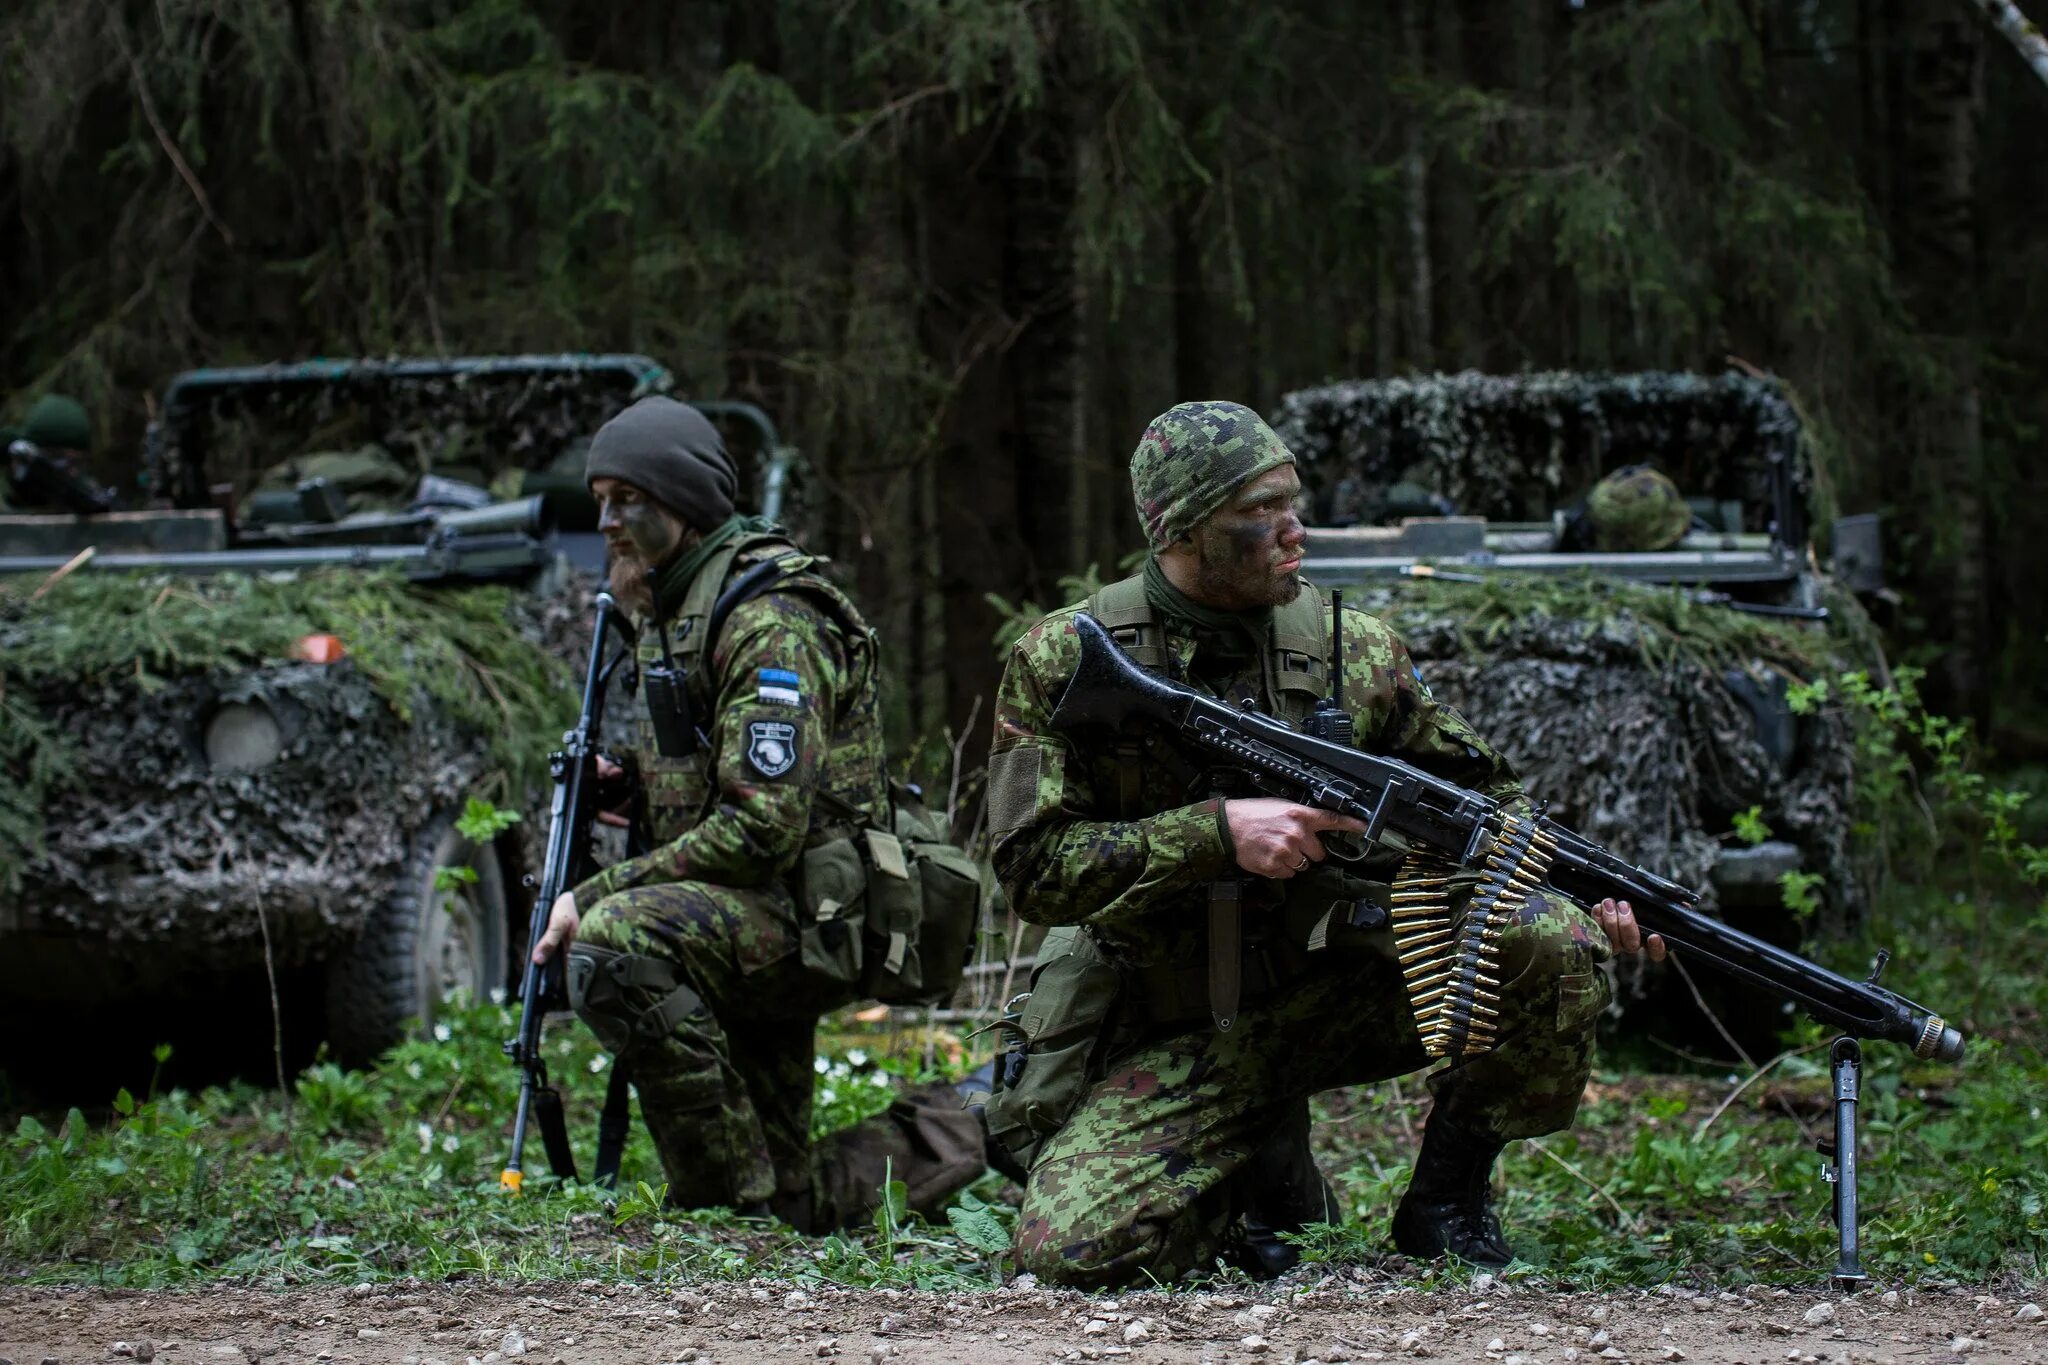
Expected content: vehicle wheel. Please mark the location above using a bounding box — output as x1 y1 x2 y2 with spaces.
324 811 510 1066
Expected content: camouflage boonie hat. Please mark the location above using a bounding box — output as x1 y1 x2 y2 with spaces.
1130 400 1295 549
1586 464 1691 552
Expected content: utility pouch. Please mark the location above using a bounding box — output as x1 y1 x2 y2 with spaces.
980 927 1122 1174
798 835 869 989
856 784 987 1006
860 828 923 999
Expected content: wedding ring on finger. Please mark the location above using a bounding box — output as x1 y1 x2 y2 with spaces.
1293 853 1311 873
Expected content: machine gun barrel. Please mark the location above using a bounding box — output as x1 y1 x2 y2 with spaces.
1049 612 1963 1063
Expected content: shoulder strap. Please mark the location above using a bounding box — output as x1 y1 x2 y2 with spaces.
669 531 800 673
1267 581 1330 710
1086 572 1166 671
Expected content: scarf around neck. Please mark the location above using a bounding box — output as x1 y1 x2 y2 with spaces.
1140 554 1273 667
650 513 776 620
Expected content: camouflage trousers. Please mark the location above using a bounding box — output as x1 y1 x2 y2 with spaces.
1013 891 1612 1287
571 880 985 1229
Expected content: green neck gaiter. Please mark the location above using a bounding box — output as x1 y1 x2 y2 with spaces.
1141 554 1272 668
651 514 776 619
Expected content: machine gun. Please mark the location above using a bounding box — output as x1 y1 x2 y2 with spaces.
5 439 118 515
1050 610 1963 1285
499 589 638 1193
0 495 556 582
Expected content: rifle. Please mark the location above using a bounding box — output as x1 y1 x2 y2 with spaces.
499 589 638 1194
1051 609 1961 1286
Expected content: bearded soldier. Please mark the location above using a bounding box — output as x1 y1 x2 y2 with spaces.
983 400 1664 1287
529 395 984 1229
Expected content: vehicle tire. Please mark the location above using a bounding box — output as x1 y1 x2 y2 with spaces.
324 811 510 1066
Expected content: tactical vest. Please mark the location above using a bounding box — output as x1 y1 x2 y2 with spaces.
1087 570 1392 1031
1085 571 1333 816
632 530 981 1008
632 529 884 846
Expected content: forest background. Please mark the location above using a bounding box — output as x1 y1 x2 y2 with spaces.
1 0 2042 750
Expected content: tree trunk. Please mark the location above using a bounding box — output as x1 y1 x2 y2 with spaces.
1897 0 1989 724
1002 14 1087 594
1400 0 1434 370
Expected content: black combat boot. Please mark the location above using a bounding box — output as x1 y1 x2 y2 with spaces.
1226 1101 1343 1279
1390 1116 1514 1267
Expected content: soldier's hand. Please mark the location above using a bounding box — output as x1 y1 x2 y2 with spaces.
1594 897 1667 962
594 755 631 829
1224 799 1367 880
531 892 580 964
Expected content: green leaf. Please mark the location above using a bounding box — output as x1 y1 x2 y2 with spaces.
112 1088 135 1117
456 796 523 842
945 1203 1012 1255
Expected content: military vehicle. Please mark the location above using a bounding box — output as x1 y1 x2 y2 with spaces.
1275 370 1873 944
0 355 791 1065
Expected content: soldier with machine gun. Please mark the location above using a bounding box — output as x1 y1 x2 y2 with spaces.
980 401 1671 1286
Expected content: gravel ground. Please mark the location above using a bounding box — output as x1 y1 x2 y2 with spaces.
2 1274 2042 1365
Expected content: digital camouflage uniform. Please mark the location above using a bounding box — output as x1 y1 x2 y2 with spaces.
566 531 981 1227
985 401 1613 1288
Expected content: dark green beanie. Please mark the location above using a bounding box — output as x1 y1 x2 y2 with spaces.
1129 400 1294 549
583 396 737 531
21 394 91 451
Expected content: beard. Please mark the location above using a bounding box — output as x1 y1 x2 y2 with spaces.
607 551 656 617
1189 533 1303 610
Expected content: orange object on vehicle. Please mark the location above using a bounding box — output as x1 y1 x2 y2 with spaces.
293 633 347 664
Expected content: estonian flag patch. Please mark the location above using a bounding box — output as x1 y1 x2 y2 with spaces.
757 667 802 708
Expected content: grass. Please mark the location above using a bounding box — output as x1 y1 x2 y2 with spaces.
1 879 2040 1293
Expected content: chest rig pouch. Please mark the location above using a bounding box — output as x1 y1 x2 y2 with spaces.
1085 573 1377 1029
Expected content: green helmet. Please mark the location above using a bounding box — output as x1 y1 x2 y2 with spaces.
20 394 92 452
1586 464 1690 552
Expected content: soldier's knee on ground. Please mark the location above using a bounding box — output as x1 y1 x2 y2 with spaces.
1489 891 1612 1033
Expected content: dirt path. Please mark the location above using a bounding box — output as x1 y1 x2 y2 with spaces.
2 1276 2040 1365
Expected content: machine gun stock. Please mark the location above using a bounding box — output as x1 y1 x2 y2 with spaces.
1049 611 1963 1064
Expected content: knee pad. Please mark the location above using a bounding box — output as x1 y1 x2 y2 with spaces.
566 943 708 1057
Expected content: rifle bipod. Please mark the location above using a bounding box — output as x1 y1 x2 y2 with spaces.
1816 1036 1868 1290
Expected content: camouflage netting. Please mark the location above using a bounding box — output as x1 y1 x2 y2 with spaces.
1271 370 1811 536
0 569 585 970
149 358 671 507
1272 372 1866 939
1364 578 1860 928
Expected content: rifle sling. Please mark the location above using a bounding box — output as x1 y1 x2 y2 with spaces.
533 1083 579 1184
593 1061 633 1190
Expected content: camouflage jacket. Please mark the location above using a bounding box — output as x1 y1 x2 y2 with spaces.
573 539 888 904
987 578 1526 967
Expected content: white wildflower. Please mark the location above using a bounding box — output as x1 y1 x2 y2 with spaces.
847 1049 868 1067
417 1122 434 1154
820 1088 837 1104
588 1055 607 1074
489 986 507 1006
433 1022 453 1043
441 1133 460 1153
814 1056 831 1075
407 1061 424 1081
